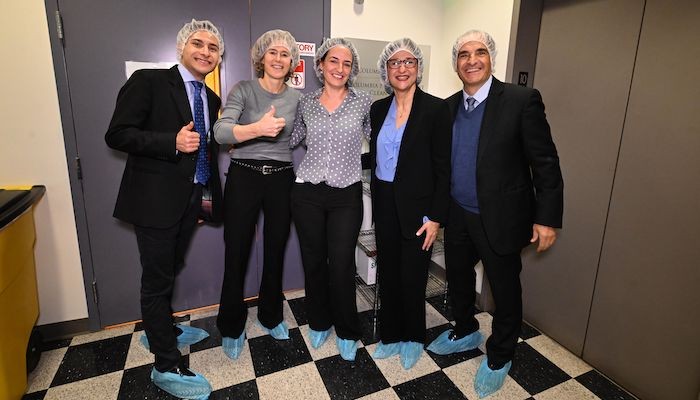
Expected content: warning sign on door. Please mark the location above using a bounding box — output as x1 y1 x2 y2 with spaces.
289 59 305 89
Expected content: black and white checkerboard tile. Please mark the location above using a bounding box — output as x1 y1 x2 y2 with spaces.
23 290 637 400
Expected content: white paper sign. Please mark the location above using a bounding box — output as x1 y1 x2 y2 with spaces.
297 42 316 57
125 61 177 79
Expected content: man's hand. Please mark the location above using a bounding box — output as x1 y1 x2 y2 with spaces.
176 121 201 153
416 220 440 251
531 224 557 252
256 105 286 137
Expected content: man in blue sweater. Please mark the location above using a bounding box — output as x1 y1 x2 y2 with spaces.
427 30 564 398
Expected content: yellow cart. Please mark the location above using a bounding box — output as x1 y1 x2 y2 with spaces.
0 185 45 400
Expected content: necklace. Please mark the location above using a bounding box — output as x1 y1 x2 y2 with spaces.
394 86 415 119
396 104 410 119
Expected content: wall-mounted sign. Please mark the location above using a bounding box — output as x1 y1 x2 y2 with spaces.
289 59 305 89
125 61 175 79
297 42 316 57
518 71 529 86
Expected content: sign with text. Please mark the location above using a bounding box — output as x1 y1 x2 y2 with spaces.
346 38 431 101
297 42 316 57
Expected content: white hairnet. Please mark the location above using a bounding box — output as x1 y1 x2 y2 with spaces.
452 30 496 72
314 38 360 87
377 38 424 94
251 30 300 80
176 19 225 64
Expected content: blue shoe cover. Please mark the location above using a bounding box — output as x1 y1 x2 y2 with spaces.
399 341 424 369
372 341 400 359
259 320 290 340
139 333 150 350
426 329 482 355
176 325 210 346
222 331 246 360
140 324 210 350
336 337 358 361
474 358 512 398
308 328 331 349
151 367 212 399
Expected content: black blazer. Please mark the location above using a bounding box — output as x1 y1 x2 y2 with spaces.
446 78 563 255
369 87 452 239
106 65 223 228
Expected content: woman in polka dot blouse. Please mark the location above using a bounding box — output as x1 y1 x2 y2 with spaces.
290 38 372 362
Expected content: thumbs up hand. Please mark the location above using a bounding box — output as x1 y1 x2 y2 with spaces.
176 121 201 153
256 105 286 138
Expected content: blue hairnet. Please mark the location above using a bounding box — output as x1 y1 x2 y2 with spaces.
176 19 225 64
377 38 424 94
313 38 360 87
452 30 497 72
251 30 300 80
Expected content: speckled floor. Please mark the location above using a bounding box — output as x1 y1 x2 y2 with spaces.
22 290 637 400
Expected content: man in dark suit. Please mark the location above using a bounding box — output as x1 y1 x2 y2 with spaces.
105 19 224 399
426 30 563 398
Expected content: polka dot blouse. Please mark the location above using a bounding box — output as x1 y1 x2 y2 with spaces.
290 87 372 188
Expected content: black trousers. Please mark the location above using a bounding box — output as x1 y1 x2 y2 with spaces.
291 181 363 340
374 180 431 344
444 200 522 368
134 184 202 372
217 160 293 338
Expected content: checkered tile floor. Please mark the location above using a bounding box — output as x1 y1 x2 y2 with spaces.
23 290 637 400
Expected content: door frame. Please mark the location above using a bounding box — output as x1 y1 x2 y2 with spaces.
44 0 101 331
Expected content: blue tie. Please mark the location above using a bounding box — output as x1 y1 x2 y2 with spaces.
191 81 210 184
466 97 476 113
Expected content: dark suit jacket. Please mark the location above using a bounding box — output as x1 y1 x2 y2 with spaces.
106 65 223 228
369 87 452 239
446 77 563 255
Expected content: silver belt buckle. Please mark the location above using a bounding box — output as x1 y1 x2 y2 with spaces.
261 165 272 175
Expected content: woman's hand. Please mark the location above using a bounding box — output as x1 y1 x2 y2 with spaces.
416 219 440 251
256 105 286 137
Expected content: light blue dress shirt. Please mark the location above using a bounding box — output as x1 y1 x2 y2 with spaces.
178 64 211 134
375 98 407 182
462 75 493 110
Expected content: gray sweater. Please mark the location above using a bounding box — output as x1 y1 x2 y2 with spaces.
214 79 301 162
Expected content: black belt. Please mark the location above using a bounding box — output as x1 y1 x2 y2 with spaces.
231 159 293 175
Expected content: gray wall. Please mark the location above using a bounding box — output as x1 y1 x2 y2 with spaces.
515 0 700 399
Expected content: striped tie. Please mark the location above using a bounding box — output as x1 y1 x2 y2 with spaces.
466 97 476 113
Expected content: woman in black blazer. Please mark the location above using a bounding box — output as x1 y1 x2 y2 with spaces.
369 38 452 369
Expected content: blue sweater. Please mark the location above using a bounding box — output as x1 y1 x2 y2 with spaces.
451 100 486 213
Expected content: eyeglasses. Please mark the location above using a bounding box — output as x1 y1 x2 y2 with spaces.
387 58 418 69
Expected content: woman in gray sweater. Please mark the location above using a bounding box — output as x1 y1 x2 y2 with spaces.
213 30 301 360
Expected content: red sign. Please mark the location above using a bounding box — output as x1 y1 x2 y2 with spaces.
294 59 305 73
290 60 305 89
